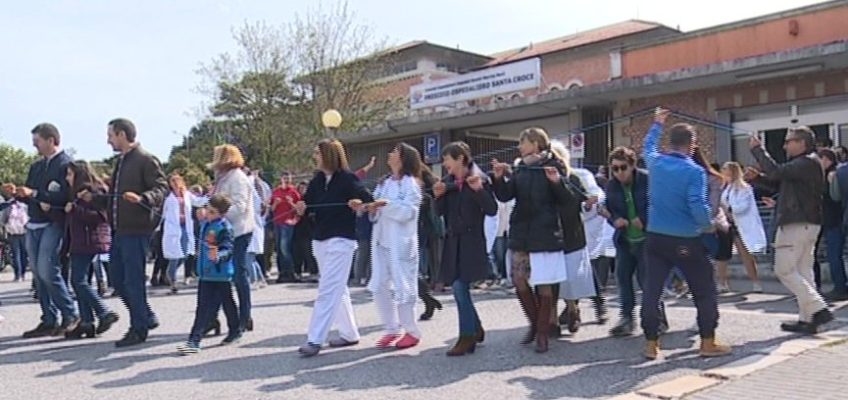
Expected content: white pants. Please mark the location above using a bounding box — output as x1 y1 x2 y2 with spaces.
370 245 421 338
306 238 360 345
774 223 827 322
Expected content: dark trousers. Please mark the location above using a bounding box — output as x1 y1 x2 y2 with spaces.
232 233 253 330
111 234 157 336
642 233 718 340
293 235 318 276
188 280 239 343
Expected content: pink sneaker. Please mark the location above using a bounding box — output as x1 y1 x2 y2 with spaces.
395 333 420 349
376 333 400 349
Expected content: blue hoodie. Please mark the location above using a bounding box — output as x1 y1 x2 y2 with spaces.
196 218 235 282
643 122 712 238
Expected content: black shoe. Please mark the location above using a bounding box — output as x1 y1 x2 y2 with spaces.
244 317 254 332
22 323 61 338
781 321 817 335
823 290 848 302
592 296 608 324
221 331 243 345
148 316 160 331
65 322 96 339
115 330 146 348
609 318 634 337
812 308 835 326
61 316 82 334
204 319 222 337
97 312 120 334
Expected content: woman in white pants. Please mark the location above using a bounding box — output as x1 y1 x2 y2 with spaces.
295 139 374 358
369 143 424 350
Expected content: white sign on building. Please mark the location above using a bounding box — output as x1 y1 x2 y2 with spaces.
409 58 541 110
570 132 585 159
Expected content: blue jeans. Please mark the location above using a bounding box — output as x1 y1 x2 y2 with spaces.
26 223 77 326
8 234 27 280
451 280 480 335
275 225 295 277
166 226 189 285
246 252 264 283
492 236 508 279
233 233 253 330
111 234 156 335
826 226 847 291
615 240 645 320
70 254 112 323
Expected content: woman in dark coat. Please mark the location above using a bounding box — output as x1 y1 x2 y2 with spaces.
435 141 497 356
492 127 577 353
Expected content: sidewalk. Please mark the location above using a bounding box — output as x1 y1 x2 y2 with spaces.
688 339 848 400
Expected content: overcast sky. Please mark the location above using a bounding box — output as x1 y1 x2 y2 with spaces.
0 0 824 161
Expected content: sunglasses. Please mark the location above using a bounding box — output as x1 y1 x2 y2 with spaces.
610 164 630 173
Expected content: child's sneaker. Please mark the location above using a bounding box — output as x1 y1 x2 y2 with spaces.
177 341 200 355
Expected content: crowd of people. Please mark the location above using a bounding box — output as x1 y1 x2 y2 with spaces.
0 106 845 360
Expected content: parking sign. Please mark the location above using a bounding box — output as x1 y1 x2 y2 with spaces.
424 133 440 164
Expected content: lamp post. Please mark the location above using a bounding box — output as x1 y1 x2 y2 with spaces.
321 109 342 138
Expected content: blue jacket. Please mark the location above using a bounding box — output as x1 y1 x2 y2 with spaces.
22 151 73 225
605 168 649 247
643 122 712 238
196 218 235 282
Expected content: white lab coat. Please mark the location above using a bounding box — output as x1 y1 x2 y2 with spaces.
247 185 265 254
721 184 767 254
368 175 422 305
572 168 606 260
162 192 196 260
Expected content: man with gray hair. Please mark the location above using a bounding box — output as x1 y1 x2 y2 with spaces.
750 127 833 334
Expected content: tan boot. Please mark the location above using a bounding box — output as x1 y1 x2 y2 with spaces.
699 337 732 358
644 339 660 360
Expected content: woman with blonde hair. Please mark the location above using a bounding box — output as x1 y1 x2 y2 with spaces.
163 173 195 295
295 139 374 357
209 144 255 338
492 127 581 353
718 161 766 292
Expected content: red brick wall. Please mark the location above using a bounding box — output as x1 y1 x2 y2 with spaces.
621 68 848 161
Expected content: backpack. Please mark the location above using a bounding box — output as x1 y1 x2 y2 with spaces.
5 202 29 235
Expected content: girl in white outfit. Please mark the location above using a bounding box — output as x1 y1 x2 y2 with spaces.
369 143 424 349
718 162 766 292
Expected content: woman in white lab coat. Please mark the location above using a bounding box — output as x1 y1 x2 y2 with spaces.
369 143 424 350
718 162 766 293
163 174 195 294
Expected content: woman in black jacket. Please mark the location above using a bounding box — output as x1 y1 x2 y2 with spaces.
492 127 578 353
435 142 497 356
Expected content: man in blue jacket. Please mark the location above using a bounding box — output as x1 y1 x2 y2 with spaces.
3 123 80 338
604 146 666 337
640 108 730 360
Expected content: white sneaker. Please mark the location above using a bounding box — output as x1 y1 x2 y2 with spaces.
752 282 764 293
718 283 731 293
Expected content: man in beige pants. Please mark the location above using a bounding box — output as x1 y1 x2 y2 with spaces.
750 127 833 334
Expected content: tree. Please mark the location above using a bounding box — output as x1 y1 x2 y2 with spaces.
188 0 402 175
0 144 36 185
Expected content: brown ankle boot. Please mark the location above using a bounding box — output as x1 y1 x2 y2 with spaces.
446 335 477 356
535 295 552 353
699 337 732 358
644 339 660 360
516 289 538 345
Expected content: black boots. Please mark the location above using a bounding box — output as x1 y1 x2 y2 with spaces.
419 278 443 321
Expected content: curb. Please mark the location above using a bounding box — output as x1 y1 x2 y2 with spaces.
609 325 848 400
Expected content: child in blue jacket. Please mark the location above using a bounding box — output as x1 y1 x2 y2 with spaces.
178 194 241 355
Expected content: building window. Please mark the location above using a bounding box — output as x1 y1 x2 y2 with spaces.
511 93 523 100
547 84 563 92
436 62 460 73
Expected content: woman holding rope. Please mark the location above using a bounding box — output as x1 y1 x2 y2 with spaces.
491 127 579 353
296 139 375 358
